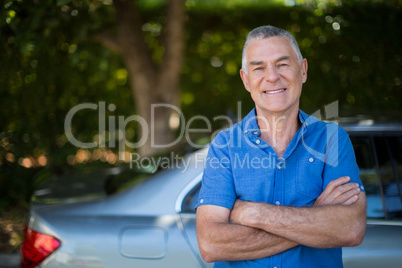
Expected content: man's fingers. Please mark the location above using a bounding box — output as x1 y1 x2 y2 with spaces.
334 183 360 198
324 176 351 193
342 195 359 206
321 178 356 202
335 186 360 204
315 177 361 206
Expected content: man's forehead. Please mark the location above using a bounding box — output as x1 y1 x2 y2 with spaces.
246 37 295 62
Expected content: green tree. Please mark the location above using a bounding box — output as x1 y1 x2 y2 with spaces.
96 0 186 156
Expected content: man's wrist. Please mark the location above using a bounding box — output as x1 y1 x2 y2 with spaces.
245 202 274 230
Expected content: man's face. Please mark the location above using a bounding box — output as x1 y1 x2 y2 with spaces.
240 36 308 116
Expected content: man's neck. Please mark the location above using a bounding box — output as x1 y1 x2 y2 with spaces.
255 107 301 158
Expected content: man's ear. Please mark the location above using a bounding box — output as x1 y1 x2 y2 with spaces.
240 69 251 92
301 58 308 84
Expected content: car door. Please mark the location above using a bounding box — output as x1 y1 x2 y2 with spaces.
343 134 402 268
178 174 213 268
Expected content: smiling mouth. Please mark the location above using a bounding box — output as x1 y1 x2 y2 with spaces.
264 88 286 94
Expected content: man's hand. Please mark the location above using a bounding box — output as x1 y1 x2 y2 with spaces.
314 176 361 207
230 199 261 226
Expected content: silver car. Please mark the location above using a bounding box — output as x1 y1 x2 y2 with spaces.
22 119 402 268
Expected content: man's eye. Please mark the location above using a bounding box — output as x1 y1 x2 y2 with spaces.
254 67 264 71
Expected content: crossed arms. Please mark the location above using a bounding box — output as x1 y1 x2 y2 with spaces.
196 176 367 263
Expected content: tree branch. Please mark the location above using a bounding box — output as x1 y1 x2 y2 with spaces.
94 32 122 53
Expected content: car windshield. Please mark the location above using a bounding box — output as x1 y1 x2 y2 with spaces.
32 141 206 204
105 142 202 195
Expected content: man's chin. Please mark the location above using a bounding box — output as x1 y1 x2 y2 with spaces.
256 105 289 115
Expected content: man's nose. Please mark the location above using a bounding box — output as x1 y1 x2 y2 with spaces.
265 66 280 83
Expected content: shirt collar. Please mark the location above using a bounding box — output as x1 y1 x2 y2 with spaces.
241 108 260 135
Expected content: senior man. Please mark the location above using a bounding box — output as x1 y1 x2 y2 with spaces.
196 25 366 267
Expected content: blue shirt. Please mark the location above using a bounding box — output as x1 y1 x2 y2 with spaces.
196 109 364 268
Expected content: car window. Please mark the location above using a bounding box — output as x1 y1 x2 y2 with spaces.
181 183 201 213
350 136 385 218
106 143 200 195
373 136 402 219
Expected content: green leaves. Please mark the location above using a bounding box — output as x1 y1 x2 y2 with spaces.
57 0 72 6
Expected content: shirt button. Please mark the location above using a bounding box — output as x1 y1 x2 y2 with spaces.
255 139 261 144
275 201 280 205
309 157 314 163
360 185 365 191
252 131 258 135
200 199 204 204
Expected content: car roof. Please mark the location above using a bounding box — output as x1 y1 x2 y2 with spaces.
106 147 207 215
327 117 402 133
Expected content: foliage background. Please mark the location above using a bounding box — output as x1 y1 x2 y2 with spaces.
0 0 401 252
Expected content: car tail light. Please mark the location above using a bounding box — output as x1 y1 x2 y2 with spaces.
21 225 61 268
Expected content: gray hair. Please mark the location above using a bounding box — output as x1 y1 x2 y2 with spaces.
241 25 303 73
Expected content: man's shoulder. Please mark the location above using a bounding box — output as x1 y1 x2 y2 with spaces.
211 122 243 145
302 111 348 137
212 109 256 143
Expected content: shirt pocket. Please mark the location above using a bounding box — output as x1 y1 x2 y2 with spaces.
296 156 324 198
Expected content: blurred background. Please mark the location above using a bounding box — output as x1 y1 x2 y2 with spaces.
0 0 401 256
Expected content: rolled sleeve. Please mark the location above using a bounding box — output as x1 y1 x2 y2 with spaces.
195 132 237 210
323 127 365 192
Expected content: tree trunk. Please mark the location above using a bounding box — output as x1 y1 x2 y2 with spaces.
101 0 186 157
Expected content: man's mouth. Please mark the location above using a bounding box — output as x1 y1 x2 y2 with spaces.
263 88 286 94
